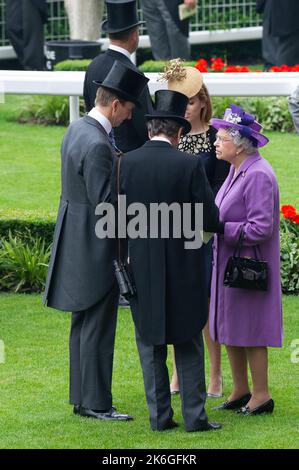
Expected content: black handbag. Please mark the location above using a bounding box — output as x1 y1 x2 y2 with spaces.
113 154 137 301
223 227 268 291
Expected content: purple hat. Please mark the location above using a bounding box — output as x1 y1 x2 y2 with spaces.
211 104 269 148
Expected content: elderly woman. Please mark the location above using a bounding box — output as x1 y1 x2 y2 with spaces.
210 105 283 415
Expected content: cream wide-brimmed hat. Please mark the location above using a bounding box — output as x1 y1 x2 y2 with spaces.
159 58 203 98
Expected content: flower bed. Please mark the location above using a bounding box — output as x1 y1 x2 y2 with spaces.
194 57 299 73
280 205 299 295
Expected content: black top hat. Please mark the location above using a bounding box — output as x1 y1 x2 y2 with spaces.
145 90 191 134
93 60 149 107
102 0 145 34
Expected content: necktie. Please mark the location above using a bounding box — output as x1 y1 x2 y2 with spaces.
108 129 122 156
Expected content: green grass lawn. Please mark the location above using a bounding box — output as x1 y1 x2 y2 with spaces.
0 95 299 212
0 95 298 449
0 293 298 449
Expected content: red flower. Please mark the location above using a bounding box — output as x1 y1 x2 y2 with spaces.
224 65 247 73
269 66 281 72
281 205 296 215
195 59 208 73
281 204 299 222
270 64 299 72
224 66 238 73
289 215 299 224
211 57 226 71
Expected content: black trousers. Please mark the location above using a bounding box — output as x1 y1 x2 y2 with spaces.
275 31 299 66
69 284 119 410
135 330 208 431
5 0 45 70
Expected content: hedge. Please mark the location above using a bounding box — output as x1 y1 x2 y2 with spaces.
0 210 56 247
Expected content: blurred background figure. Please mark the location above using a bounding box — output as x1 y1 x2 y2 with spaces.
257 0 299 68
64 0 104 41
5 0 48 70
84 0 152 153
256 0 277 69
141 0 197 60
288 86 299 134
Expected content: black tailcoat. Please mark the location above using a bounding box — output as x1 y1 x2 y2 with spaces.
112 140 221 345
83 49 152 152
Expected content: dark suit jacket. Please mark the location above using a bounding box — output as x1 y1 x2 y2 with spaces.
111 140 221 345
263 0 299 36
256 0 266 14
32 0 48 23
43 116 118 312
163 0 189 37
83 49 152 153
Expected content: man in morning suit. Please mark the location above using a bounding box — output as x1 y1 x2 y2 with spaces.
141 0 197 60
43 61 149 421
257 0 299 66
84 0 152 153
111 89 224 431
5 0 48 70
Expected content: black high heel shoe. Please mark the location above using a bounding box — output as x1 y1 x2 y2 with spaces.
239 399 274 416
214 393 251 411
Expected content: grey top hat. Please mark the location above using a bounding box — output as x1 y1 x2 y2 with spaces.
102 0 145 34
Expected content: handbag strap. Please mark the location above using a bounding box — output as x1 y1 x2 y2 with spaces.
233 226 245 257
233 225 261 259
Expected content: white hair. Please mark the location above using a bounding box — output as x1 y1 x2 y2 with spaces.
226 128 257 155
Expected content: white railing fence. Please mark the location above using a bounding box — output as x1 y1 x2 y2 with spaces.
1 70 299 122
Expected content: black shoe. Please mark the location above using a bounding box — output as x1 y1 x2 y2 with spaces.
79 406 133 421
214 393 251 411
239 399 274 416
73 404 81 415
189 421 222 432
155 420 179 431
119 295 130 308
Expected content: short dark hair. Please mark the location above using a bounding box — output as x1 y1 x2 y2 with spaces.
147 119 181 138
108 26 137 42
95 87 125 107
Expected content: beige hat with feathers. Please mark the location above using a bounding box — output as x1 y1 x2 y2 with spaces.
159 58 203 98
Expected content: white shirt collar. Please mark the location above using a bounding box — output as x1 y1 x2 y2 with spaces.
109 44 132 62
151 136 172 145
88 108 112 135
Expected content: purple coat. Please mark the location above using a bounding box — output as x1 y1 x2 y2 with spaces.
209 152 283 347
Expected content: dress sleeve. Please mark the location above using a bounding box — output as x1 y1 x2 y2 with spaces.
224 170 275 246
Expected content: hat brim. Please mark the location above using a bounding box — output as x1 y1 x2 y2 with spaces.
93 81 141 107
145 112 191 135
211 118 269 148
168 67 203 99
101 20 145 34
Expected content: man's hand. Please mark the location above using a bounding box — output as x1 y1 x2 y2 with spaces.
184 0 197 9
